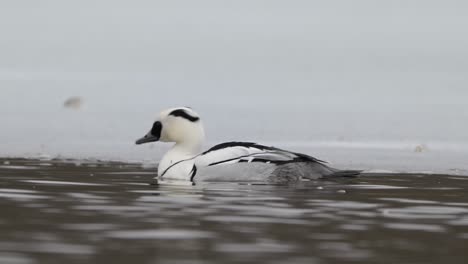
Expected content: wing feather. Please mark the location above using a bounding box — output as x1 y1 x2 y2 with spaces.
195 142 326 167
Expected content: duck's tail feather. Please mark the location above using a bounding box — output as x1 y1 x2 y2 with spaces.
328 169 362 178
298 162 361 180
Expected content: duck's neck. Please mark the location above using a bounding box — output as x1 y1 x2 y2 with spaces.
169 140 203 158
158 140 203 178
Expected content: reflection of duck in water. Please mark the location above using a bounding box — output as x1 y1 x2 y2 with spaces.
136 107 360 184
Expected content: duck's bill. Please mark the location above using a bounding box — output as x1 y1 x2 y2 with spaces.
135 133 159 145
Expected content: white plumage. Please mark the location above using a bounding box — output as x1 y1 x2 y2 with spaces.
136 107 360 184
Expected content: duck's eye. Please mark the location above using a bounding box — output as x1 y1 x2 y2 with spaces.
151 121 162 138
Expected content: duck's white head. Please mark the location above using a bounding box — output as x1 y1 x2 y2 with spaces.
135 107 205 151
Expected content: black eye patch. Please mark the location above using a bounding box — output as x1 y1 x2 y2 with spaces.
151 121 162 139
169 109 200 122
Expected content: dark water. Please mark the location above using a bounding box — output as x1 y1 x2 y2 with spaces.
1 159 468 264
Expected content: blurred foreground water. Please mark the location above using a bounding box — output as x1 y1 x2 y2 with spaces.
1 158 468 264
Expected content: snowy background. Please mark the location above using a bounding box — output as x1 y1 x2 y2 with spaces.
1 0 467 174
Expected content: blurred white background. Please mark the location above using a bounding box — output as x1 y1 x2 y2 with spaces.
1 1 467 173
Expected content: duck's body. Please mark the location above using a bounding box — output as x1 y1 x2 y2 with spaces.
194 142 356 183
136 107 360 184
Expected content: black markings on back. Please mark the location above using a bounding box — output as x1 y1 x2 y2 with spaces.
190 165 197 182
151 121 162 139
203 141 327 166
169 109 200 122
203 142 276 155
209 157 295 167
239 158 278 164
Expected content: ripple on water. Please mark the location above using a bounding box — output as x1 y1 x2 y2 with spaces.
204 215 311 225
337 210 379 218
136 195 210 205
61 223 121 231
0 253 35 264
0 192 49 201
210 196 286 202
445 202 468 207
67 192 108 199
21 180 105 187
381 206 468 220
118 182 150 186
215 240 295 254
0 188 38 194
103 171 155 175
33 242 95 255
74 205 152 213
318 242 372 260
0 242 95 255
347 184 408 190
0 165 39 170
107 229 214 240
209 204 312 218
67 193 110 204
448 216 468 226
383 223 446 232
379 198 439 205
309 233 347 241
425 187 462 190
129 190 167 195
308 200 381 210
340 224 369 231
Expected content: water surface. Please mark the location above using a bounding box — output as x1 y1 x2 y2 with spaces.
1 158 468 264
